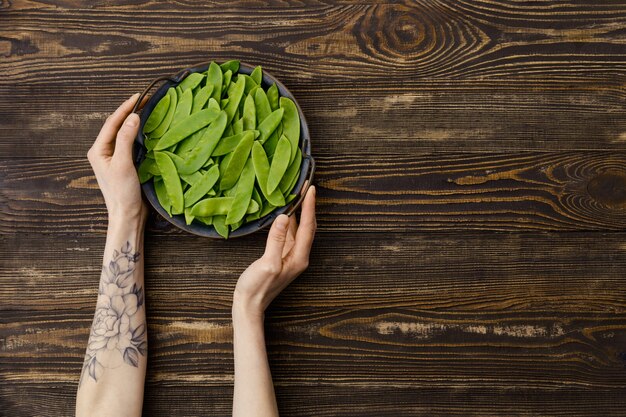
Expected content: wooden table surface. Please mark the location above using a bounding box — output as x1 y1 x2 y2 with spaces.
2 1 626 416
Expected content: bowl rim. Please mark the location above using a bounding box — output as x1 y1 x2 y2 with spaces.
133 60 314 238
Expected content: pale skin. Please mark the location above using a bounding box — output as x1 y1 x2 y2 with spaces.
76 94 317 417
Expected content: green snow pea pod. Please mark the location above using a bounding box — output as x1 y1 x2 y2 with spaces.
279 148 302 194
192 85 214 114
145 136 159 151
213 130 259 156
143 93 170 133
172 88 193 122
154 152 184 214
220 98 229 109
285 193 297 204
190 197 234 217
222 70 232 95
240 74 258 95
257 108 284 144
179 72 205 91
220 131 254 190
202 157 215 169
184 208 195 225
279 97 300 163
180 171 203 186
175 127 205 156
197 216 213 226
207 62 223 102
251 142 285 207
267 84 279 111
184 165 220 207
154 178 172 216
245 187 264 221
233 117 244 135
266 134 292 193
253 88 271 125
138 157 157 183
150 88 178 138
250 66 262 85
177 111 228 175
207 98 220 113
175 86 183 98
224 76 246 124
230 219 244 232
220 60 240 74
242 94 256 130
154 108 220 151
219 152 234 177
212 215 229 239
263 123 282 158
225 158 255 225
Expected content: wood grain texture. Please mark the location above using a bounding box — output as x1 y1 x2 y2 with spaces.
2 153 626 234
1 0 625 157
2 0 626 415
1 232 626 416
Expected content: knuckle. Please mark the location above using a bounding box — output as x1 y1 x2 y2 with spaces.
260 260 280 276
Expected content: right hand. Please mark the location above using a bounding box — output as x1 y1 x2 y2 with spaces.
233 186 317 319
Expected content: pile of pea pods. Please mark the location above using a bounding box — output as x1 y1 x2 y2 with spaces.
137 61 303 238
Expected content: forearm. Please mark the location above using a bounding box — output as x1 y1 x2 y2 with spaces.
76 215 147 417
232 303 279 417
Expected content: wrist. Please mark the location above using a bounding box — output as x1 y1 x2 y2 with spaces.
232 297 265 325
108 208 148 230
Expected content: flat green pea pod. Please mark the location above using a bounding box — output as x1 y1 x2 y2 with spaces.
197 216 213 226
220 98 229 109
184 208 195 226
250 66 262 85
225 158 256 225
220 131 254 190
266 135 292 193
213 130 259 157
279 97 300 163
224 76 245 124
267 84 279 111
242 94 256 131
154 152 184 214
253 88 272 125
263 123 282 158
138 158 159 183
154 178 172 216
149 88 178 138
172 88 193 121
259 201 277 218
240 74 258 95
143 93 170 133
190 197 234 217
279 148 302 194
175 86 183 98
222 70 232 95
251 142 285 207
219 152 234 177
184 165 220 207
192 85 214 114
230 218 245 232
207 97 220 112
177 111 228 175
212 215 229 239
285 193 297 204
145 137 159 151
179 72 205 91
220 60 240 74
233 117 244 135
154 108 220 151
257 108 284 144
207 62 223 102
175 127 205 156
245 187 264 221
180 171 203 186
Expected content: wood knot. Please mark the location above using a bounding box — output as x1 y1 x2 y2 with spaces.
587 170 626 210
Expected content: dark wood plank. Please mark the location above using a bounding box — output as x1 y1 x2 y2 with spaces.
2 231 626 416
1 1 625 156
2 153 626 234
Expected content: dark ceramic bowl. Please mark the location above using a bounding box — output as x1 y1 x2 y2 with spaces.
133 61 314 238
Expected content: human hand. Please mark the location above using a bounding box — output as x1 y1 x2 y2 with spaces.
88 94 148 223
233 186 317 319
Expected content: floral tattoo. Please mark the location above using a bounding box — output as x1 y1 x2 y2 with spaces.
80 241 146 386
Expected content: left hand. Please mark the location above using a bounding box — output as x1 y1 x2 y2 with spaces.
88 94 148 222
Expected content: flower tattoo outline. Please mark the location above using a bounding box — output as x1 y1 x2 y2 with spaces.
80 241 146 386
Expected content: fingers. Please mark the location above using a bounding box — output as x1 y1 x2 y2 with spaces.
112 113 140 164
90 93 139 160
283 215 298 257
290 185 316 271
262 214 290 271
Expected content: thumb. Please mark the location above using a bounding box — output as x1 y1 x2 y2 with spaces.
113 113 140 164
263 214 290 265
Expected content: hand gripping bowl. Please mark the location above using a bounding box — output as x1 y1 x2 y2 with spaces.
132 61 314 238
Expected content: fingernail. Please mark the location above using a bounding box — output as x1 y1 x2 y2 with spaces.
125 113 139 127
311 185 316 195
275 214 288 231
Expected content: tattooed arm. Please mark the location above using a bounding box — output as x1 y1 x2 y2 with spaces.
77 94 149 417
